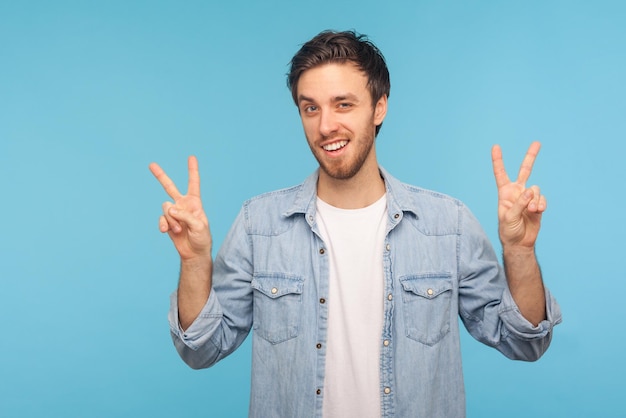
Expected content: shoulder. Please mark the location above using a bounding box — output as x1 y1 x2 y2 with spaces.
243 183 305 212
384 168 465 211
398 182 463 208
238 175 315 235
243 169 317 214
383 170 475 235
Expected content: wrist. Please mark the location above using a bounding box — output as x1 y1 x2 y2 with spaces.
180 255 212 273
502 245 537 263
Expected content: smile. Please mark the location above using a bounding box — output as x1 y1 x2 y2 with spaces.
322 140 348 151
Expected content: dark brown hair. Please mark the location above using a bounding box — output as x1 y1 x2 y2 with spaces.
287 30 391 135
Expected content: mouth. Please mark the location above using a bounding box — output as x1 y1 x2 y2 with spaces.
322 140 348 152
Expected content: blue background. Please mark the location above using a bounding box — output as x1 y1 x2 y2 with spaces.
1 1 624 417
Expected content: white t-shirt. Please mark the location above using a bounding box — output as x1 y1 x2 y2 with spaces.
316 195 387 418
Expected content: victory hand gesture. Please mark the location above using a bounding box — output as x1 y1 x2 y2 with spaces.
492 142 547 250
149 156 212 262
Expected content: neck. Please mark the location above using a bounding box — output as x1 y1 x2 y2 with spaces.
317 161 385 209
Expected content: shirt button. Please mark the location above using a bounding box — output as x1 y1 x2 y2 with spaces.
387 293 393 301
316 343 322 349
427 288 434 296
394 213 400 219
320 298 326 304
271 287 278 294
319 248 325 255
384 387 391 394
316 389 322 395
386 244 391 251
383 340 390 347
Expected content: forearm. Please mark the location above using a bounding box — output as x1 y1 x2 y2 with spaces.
503 246 546 327
178 257 213 330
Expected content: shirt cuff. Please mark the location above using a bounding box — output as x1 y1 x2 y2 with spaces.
498 287 562 340
168 290 223 350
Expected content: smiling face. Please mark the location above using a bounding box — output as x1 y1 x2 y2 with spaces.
297 62 387 182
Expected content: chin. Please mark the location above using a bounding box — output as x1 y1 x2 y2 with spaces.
320 163 362 180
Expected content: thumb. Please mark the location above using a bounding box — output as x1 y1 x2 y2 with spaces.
507 188 534 221
168 207 205 232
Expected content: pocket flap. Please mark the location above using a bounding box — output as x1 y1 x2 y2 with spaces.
400 275 453 299
251 273 304 299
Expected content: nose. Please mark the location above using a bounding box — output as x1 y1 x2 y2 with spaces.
319 109 339 137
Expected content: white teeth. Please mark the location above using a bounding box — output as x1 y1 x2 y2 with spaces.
323 140 348 151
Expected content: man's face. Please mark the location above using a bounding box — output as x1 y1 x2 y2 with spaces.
296 63 387 181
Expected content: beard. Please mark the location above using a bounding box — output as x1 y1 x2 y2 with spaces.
308 124 377 181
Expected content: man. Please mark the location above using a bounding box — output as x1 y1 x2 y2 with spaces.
150 30 561 418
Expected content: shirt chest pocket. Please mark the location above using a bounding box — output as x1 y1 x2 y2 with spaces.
399 274 454 346
251 273 304 344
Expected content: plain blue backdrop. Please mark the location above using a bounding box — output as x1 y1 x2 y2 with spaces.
1 1 624 417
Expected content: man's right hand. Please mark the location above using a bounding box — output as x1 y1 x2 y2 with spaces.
149 156 213 263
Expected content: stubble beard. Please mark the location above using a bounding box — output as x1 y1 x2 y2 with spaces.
309 125 377 181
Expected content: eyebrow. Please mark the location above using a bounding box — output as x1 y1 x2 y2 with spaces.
332 93 359 103
297 94 315 104
297 93 360 104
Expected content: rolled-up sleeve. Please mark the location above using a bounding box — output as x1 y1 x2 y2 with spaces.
458 205 562 361
498 286 561 340
169 290 224 367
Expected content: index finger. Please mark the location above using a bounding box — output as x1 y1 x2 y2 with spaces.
187 155 201 197
491 144 511 189
149 162 183 200
516 141 541 185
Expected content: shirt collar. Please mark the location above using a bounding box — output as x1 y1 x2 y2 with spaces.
282 167 420 221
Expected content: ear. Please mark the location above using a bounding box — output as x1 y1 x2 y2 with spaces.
373 94 388 126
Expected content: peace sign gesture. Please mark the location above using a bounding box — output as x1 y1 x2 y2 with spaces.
149 156 213 262
492 141 547 250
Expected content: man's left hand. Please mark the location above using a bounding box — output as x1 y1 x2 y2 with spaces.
491 141 547 250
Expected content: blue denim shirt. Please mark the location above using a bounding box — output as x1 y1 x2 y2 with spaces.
169 168 561 418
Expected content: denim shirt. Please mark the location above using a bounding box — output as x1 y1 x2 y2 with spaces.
168 168 561 418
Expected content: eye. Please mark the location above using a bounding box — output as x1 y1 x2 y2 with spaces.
302 104 318 113
338 102 353 109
